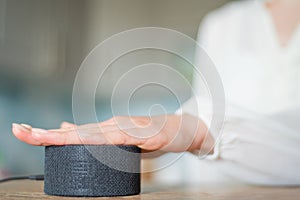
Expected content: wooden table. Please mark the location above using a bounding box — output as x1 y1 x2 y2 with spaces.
0 180 300 200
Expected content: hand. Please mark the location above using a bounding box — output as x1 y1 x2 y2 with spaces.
12 114 213 154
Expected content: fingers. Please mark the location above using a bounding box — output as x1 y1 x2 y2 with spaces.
31 127 82 145
30 126 143 146
12 123 44 146
13 122 148 147
13 122 82 146
12 117 167 150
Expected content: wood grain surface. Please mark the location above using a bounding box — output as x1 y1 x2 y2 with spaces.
0 180 300 200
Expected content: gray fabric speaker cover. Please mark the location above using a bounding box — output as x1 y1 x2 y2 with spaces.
44 145 141 197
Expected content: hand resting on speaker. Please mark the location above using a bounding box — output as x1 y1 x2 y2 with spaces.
12 114 214 155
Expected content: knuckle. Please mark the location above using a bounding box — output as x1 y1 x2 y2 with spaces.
118 135 127 145
135 138 146 146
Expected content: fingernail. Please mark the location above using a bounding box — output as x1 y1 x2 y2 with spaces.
20 123 32 130
12 123 30 133
32 128 48 135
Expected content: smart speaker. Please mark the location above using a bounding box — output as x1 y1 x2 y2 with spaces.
44 145 141 197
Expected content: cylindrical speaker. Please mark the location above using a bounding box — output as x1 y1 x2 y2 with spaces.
44 145 141 197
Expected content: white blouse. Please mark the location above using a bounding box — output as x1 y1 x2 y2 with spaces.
179 0 300 185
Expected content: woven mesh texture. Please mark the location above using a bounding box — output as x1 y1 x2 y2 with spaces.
44 145 141 197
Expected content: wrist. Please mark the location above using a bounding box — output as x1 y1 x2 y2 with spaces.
183 115 213 154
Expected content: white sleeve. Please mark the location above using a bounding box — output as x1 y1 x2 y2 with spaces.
176 10 300 185
214 105 300 186
179 97 300 185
